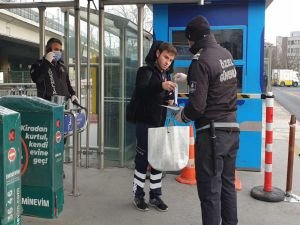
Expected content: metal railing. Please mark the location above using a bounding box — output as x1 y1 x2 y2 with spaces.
0 83 37 97
8 71 32 83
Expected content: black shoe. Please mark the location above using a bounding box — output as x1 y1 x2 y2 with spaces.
149 197 168 212
133 197 149 211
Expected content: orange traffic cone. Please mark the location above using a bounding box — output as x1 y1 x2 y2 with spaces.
235 170 242 191
176 125 197 185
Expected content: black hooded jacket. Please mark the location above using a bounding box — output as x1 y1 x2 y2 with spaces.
182 34 238 128
30 58 75 101
135 41 174 127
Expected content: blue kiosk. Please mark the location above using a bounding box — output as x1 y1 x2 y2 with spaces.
153 0 266 171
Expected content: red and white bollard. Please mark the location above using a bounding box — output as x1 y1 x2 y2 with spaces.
264 91 274 192
250 92 285 202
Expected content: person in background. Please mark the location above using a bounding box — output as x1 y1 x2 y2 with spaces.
30 37 79 104
175 15 240 225
132 41 177 212
30 38 79 179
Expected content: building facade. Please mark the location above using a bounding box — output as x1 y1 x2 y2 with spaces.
287 31 300 72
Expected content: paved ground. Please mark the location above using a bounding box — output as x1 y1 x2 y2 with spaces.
22 100 300 225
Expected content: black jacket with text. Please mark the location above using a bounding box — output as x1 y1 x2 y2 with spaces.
30 58 75 101
183 34 238 128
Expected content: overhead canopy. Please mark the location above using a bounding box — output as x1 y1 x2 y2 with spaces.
0 0 274 9
103 0 273 8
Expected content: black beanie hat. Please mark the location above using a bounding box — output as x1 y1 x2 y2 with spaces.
185 15 210 41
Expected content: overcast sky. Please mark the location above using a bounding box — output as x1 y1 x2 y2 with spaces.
265 0 300 44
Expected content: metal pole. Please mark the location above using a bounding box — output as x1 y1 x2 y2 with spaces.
98 0 105 169
286 115 296 194
64 10 71 163
120 27 125 167
38 6 46 58
284 115 300 202
137 4 144 67
64 10 70 67
86 0 91 168
75 0 81 167
71 111 80 196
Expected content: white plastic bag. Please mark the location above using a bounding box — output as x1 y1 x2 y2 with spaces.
148 126 189 171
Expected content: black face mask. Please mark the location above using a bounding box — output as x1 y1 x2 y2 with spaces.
189 40 204 55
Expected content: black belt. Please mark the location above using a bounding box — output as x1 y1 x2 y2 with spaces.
196 122 239 132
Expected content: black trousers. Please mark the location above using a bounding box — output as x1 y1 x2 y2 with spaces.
195 129 239 225
133 122 162 199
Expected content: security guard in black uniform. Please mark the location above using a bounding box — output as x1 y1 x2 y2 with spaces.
175 16 240 225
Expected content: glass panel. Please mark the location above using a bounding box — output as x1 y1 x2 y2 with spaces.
104 102 121 149
104 31 121 98
104 30 122 161
213 29 243 60
125 30 138 98
124 29 138 162
171 28 244 60
79 65 97 111
143 38 151 63
80 24 100 63
0 35 39 83
171 31 192 60
236 66 243 93
67 67 76 86
45 8 64 33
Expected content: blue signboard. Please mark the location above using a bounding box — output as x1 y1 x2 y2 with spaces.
64 112 86 135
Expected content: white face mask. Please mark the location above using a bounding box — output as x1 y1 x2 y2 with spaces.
53 51 62 61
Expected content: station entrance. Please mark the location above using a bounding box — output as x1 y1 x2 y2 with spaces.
0 0 272 170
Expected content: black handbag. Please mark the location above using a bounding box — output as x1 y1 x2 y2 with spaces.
126 66 153 123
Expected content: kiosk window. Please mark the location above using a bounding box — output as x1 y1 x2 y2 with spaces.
174 66 242 93
236 67 243 92
172 29 244 60
172 31 192 60
213 29 243 60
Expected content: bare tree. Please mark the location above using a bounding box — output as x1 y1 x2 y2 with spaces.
105 5 153 33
